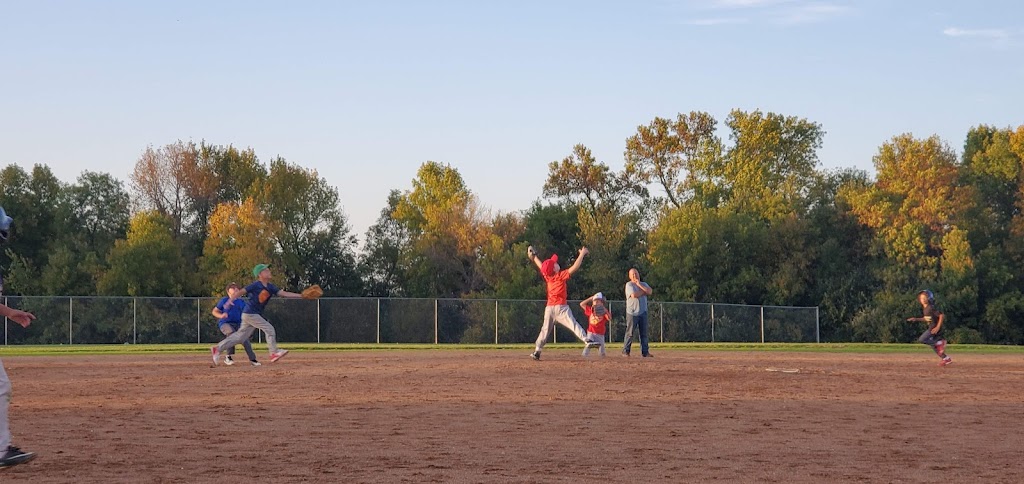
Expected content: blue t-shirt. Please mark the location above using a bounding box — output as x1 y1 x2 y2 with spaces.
215 296 246 327
243 280 280 315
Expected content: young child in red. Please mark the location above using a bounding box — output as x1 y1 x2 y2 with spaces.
580 292 610 358
527 245 591 360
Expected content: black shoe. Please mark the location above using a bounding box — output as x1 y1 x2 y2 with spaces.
0 446 36 468
642 353 654 358
530 351 541 360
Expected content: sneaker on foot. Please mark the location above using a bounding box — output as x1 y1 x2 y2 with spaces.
642 353 654 358
530 351 541 361
0 445 36 468
250 361 262 367
210 346 220 366
270 349 290 363
224 355 235 366
940 356 952 367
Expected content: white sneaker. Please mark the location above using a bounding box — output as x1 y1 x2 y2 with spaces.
224 355 235 366
270 349 290 363
250 361 262 367
210 346 220 365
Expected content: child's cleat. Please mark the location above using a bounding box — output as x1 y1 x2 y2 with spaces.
211 346 220 366
250 361 262 367
224 355 235 366
270 349 290 363
530 351 541 361
940 356 952 367
0 446 36 468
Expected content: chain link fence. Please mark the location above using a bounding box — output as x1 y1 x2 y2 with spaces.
1 296 818 345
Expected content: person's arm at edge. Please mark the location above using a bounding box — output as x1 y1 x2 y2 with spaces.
566 247 589 275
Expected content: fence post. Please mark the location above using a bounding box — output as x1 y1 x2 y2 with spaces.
133 298 137 345
376 298 380 344
434 299 439 345
196 298 201 344
710 304 715 343
760 305 765 344
815 306 820 343
494 300 498 345
69 297 73 345
660 302 664 343
317 298 321 344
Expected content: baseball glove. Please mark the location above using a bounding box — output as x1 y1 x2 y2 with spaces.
301 284 323 299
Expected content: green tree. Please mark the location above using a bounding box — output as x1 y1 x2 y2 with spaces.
98 211 190 296
257 157 361 295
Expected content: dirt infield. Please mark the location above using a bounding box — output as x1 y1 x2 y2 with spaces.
1 349 1021 483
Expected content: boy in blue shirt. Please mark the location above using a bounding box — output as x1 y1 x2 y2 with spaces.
211 282 259 366
211 264 304 365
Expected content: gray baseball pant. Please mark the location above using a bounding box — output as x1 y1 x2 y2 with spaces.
534 305 588 352
0 361 11 449
218 313 279 356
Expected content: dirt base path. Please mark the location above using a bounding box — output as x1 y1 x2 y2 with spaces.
1 349 1021 483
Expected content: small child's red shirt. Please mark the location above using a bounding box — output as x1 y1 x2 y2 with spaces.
584 305 609 335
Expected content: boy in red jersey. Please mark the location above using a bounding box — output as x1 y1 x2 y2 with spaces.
580 292 610 358
527 246 591 360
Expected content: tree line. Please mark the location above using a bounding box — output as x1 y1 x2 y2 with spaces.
2 111 1023 344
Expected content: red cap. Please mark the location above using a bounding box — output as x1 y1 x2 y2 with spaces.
541 254 559 276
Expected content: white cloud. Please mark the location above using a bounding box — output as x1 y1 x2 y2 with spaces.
942 27 1010 40
686 17 750 26
683 0 852 26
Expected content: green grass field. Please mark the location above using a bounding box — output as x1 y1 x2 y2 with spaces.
0 341 1021 356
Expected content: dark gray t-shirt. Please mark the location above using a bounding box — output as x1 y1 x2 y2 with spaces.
625 281 650 315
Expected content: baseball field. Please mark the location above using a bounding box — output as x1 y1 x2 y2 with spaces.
1 345 1022 483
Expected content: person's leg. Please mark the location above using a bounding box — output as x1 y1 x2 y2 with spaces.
534 307 556 354
242 313 279 355
638 312 651 356
582 333 591 357
0 361 11 450
217 321 255 353
219 324 236 356
242 338 258 363
918 329 942 356
623 313 637 355
553 305 588 342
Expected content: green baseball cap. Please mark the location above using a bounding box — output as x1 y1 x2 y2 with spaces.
252 263 270 278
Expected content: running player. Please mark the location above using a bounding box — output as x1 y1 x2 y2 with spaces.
907 289 952 366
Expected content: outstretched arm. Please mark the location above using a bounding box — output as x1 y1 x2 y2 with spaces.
0 304 35 328
566 247 589 275
278 290 303 299
528 246 543 271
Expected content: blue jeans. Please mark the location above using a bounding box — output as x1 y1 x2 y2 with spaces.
918 329 944 355
623 311 650 356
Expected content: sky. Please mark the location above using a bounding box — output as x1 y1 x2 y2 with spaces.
2 0 1022 243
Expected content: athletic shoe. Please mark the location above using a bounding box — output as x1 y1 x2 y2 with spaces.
210 346 220 366
642 353 654 358
935 340 946 355
224 355 235 366
0 445 36 468
530 351 541 360
270 349 290 363
940 356 953 367
622 352 630 357
527 245 537 260
250 361 262 367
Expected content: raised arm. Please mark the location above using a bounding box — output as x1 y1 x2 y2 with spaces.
566 247 589 275
527 246 543 271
